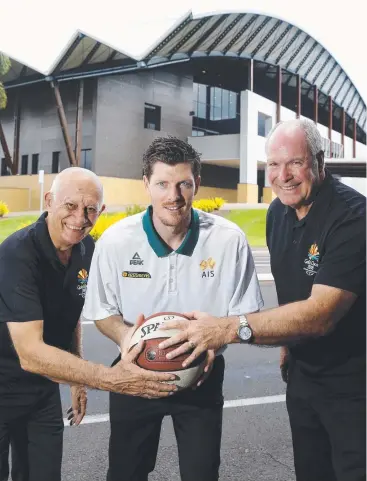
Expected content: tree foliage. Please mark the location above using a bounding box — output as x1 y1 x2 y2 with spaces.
0 53 11 110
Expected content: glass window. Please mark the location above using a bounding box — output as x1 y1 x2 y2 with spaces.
221 89 229 119
52 152 60 173
21 155 28 175
258 112 272 137
144 103 161 131
81 149 92 170
31 154 39 174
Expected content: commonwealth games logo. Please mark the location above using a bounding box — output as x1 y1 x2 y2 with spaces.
77 269 88 298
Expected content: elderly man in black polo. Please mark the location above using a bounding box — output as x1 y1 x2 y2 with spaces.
0 167 176 481
160 119 366 481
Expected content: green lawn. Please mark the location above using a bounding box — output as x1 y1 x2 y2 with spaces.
0 209 267 247
0 216 38 244
224 209 267 247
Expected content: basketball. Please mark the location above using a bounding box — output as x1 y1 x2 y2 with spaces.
128 312 207 390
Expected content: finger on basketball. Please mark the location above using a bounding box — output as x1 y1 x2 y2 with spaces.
165 341 192 360
124 340 144 361
204 350 215 372
182 347 203 368
158 332 186 350
159 320 184 331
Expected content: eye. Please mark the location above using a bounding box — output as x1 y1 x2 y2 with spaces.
157 181 167 188
65 202 74 210
292 160 303 166
180 181 193 188
86 207 98 214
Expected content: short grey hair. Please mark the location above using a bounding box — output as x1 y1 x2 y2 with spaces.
265 118 323 164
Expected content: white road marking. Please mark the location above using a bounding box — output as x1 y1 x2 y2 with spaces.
63 394 286 426
258 274 274 281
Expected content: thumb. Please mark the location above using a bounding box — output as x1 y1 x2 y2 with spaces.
123 340 145 363
135 313 146 328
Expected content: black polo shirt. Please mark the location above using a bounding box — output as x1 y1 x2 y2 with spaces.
266 171 366 383
0 213 94 414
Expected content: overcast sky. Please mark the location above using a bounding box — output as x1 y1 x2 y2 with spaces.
0 0 366 103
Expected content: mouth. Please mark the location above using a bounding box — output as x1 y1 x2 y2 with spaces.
279 184 301 192
64 223 87 232
164 205 185 212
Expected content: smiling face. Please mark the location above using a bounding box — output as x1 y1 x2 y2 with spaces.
45 172 105 249
266 125 323 210
143 161 200 229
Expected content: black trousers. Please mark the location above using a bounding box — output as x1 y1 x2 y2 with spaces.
0 387 64 481
107 355 225 481
287 367 366 481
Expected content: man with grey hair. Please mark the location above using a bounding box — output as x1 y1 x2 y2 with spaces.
0 167 176 481
160 118 366 481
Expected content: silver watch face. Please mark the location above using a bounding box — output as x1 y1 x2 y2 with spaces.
239 325 252 341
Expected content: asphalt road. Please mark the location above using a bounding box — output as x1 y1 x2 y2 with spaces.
57 273 296 481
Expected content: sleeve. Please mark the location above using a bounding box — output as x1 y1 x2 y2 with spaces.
0 254 43 323
314 213 366 296
228 238 264 315
82 240 122 321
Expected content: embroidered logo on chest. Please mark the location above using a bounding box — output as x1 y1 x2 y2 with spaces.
77 269 88 298
303 244 320 276
200 257 216 278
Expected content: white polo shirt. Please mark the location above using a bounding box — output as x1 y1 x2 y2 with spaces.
82 207 263 326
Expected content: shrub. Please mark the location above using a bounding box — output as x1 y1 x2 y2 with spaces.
90 213 128 241
0 201 9 218
193 197 226 213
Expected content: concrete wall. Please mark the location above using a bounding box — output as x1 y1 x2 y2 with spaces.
0 187 30 211
0 80 96 174
94 69 193 178
0 174 236 211
189 134 240 163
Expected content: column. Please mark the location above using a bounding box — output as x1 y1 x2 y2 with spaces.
237 90 259 203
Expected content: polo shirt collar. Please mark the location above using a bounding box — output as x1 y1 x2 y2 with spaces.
142 206 200 257
34 212 86 269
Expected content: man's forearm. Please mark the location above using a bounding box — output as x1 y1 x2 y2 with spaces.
95 315 130 346
227 298 327 346
70 320 82 357
20 341 111 390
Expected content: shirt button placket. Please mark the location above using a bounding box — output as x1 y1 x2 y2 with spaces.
168 254 177 293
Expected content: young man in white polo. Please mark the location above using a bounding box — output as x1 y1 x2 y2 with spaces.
82 136 263 481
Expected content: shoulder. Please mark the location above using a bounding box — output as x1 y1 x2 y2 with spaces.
97 211 145 248
267 197 284 219
196 209 248 246
0 221 38 264
331 178 366 220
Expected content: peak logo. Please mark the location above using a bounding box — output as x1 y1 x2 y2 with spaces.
130 252 144 266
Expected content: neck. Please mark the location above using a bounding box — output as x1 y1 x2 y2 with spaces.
152 211 191 251
295 203 313 220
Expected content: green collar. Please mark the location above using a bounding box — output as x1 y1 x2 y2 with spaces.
142 206 199 257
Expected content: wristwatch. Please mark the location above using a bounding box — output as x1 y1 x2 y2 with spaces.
237 315 253 343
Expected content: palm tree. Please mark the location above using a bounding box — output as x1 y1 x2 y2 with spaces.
0 53 11 110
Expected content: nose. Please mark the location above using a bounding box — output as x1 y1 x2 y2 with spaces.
167 185 182 201
278 164 293 183
72 206 88 225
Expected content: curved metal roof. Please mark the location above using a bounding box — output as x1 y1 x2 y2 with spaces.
142 12 366 131
1 56 44 88
48 31 135 76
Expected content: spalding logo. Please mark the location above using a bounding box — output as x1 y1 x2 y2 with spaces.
140 315 175 338
140 322 161 338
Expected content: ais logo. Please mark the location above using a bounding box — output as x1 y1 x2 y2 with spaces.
200 257 216 278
